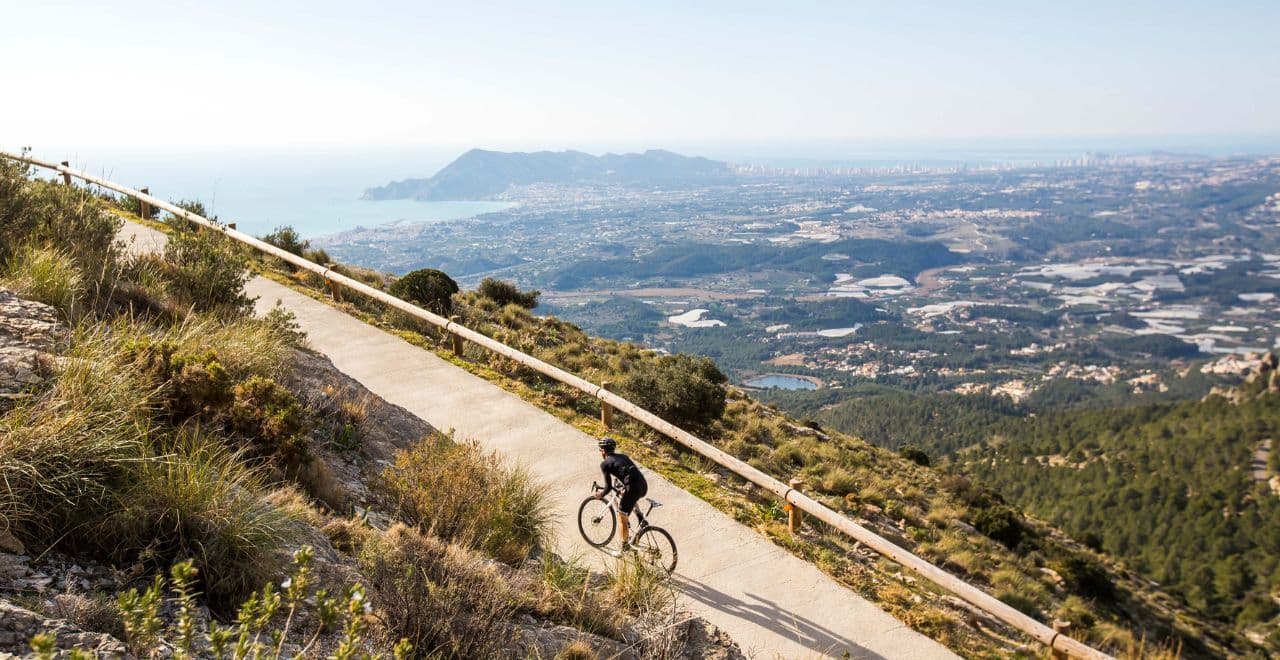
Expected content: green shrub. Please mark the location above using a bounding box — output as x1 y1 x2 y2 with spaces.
970 504 1027 549
381 436 549 564
608 556 675 615
477 277 540 309
109 548 407 659
229 375 309 466
261 225 309 256
160 221 252 315
128 339 234 420
0 160 121 308
899 445 931 467
820 468 859 497
1 245 84 318
390 268 458 316
262 303 308 348
1047 549 1116 603
620 353 727 429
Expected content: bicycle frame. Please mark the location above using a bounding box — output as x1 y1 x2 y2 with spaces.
592 480 655 527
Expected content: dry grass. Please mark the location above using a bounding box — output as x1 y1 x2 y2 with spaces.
381 435 551 564
1 244 84 320
0 322 151 543
93 435 294 610
359 523 519 658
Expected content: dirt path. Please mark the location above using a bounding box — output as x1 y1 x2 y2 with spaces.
121 221 955 659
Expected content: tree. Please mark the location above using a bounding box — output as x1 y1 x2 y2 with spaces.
391 268 459 316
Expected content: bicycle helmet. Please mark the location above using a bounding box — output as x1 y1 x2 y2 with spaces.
597 437 617 452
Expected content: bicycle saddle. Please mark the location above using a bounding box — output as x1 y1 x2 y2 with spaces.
646 498 662 508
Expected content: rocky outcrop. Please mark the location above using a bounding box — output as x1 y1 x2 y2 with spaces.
0 601 127 658
0 288 65 407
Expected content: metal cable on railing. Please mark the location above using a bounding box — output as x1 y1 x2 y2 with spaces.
2 150 1111 660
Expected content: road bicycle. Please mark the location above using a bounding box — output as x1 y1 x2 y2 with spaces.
578 481 678 574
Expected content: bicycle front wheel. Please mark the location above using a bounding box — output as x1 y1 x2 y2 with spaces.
632 526 678 574
578 497 616 547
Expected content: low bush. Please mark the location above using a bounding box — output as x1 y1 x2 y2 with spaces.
261 225 309 256
899 445 931 467
477 277 540 309
359 524 516 658
970 504 1027 550
107 548 409 659
536 553 619 638
390 268 458 316
0 160 121 308
128 339 234 420
160 218 252 315
229 375 310 466
607 556 675 615
381 436 550 564
620 353 727 429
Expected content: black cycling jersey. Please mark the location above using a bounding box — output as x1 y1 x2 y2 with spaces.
600 452 647 496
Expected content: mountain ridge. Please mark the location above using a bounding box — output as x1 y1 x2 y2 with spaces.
362 148 734 201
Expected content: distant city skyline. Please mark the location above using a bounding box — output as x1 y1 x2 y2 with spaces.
3 1 1279 150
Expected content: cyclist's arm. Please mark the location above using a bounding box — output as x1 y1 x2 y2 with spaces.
599 463 616 496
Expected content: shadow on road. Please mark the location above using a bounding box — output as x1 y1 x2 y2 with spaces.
672 574 889 659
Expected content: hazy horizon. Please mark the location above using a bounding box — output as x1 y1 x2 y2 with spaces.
4 2 1280 150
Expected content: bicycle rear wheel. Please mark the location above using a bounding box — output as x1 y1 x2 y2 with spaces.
632 526 678 574
578 497 616 547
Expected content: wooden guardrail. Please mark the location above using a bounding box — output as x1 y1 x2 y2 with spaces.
4 151 1111 660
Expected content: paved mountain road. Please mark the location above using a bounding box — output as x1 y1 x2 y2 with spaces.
120 220 956 659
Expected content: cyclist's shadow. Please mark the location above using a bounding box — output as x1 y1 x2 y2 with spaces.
669 575 888 660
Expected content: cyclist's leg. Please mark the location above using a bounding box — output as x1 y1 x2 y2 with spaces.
618 488 641 546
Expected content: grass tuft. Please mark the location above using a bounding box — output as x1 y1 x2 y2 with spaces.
1 244 84 319
381 436 551 564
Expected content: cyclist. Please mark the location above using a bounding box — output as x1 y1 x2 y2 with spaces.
594 436 648 555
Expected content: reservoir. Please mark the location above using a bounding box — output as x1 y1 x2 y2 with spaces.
743 374 819 390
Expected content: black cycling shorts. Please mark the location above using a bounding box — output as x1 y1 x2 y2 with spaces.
618 480 648 515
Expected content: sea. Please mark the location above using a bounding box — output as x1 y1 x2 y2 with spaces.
24 136 1280 239
30 147 511 239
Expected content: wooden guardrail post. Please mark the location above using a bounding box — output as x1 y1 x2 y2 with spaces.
59 162 71 186
449 315 465 356
600 381 615 429
787 478 803 534
1051 621 1071 660
139 188 151 220
323 264 343 302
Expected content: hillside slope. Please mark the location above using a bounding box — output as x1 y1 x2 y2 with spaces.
247 231 1249 657
0 163 742 658
956 370 1280 651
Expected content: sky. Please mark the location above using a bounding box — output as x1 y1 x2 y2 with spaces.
3 0 1280 152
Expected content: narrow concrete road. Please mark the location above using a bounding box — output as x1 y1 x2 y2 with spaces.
120 221 955 659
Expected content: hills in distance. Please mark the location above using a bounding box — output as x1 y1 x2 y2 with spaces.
362 148 734 201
